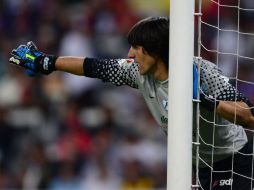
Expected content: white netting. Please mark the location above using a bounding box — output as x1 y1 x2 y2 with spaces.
193 0 254 189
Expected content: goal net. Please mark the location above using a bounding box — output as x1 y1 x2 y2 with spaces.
193 0 254 189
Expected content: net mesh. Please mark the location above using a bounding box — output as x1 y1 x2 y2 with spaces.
193 0 254 189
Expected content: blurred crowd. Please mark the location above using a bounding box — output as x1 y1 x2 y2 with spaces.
0 0 168 189
0 0 254 189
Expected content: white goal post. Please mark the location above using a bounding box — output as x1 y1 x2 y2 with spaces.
167 0 195 190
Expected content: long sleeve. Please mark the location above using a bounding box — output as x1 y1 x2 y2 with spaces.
84 58 139 88
198 59 250 103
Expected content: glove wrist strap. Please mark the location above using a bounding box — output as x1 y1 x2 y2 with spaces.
38 55 57 74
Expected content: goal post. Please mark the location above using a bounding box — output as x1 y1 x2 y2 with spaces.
167 0 195 189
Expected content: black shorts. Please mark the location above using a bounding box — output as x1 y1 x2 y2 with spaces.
198 139 254 190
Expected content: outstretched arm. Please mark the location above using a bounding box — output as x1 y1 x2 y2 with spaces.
200 93 254 128
9 41 139 88
216 101 254 129
55 56 85 75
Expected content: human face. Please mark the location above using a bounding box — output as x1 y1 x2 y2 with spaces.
128 45 157 75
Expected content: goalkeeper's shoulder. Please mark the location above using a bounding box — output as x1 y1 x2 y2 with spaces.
193 58 220 72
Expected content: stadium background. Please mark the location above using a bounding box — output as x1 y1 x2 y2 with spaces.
0 0 254 189
0 0 169 189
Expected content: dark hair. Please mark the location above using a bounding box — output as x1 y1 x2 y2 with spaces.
127 17 169 67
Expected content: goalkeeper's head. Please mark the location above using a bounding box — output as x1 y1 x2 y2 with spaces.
127 17 169 69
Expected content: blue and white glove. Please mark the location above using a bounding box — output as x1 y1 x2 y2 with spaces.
9 41 57 75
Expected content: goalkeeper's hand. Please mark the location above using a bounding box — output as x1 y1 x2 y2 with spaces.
9 41 57 75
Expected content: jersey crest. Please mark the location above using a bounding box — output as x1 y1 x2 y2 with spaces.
162 100 168 111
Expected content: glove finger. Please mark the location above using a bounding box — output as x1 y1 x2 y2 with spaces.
14 48 37 62
11 49 19 57
10 49 28 67
9 53 37 71
16 45 28 54
9 55 32 70
27 41 43 57
27 41 38 50
11 48 25 56
17 44 27 49
12 45 30 59
9 55 21 66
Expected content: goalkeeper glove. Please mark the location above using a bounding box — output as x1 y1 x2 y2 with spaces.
9 41 57 75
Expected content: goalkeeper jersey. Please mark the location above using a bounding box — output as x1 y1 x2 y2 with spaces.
84 58 248 166
84 58 168 134
193 58 248 167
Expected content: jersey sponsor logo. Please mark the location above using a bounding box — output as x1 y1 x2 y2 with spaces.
161 116 168 124
43 57 49 70
212 179 232 188
10 57 20 65
219 179 233 186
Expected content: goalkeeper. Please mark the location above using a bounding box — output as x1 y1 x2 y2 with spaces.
9 17 254 189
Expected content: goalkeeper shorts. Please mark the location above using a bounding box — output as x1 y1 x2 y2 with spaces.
197 138 254 190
